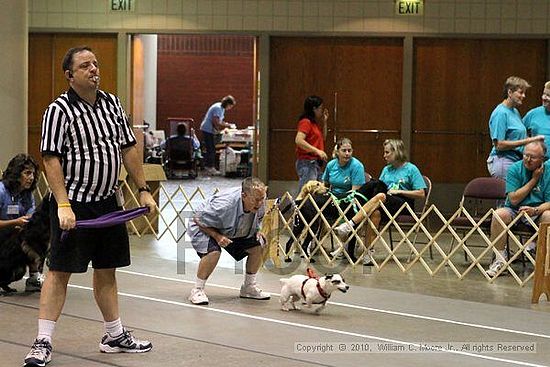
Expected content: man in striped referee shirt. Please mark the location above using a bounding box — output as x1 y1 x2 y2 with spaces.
24 46 156 367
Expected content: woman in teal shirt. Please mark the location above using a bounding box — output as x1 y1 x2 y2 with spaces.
487 76 544 179
322 138 366 198
336 139 425 235
379 139 426 215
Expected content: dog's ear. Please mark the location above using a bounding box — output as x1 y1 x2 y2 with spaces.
325 274 333 279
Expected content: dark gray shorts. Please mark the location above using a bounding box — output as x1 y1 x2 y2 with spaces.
48 195 130 273
198 236 261 261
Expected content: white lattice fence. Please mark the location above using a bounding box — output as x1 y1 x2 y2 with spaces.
29 174 541 286
272 192 540 286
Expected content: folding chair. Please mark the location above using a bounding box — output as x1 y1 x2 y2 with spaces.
449 177 506 261
387 175 433 258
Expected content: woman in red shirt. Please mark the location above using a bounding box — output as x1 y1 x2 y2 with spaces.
295 95 328 190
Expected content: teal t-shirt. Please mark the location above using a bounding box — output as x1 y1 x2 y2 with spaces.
379 162 426 191
488 103 526 161
523 106 550 158
505 160 550 208
322 157 366 196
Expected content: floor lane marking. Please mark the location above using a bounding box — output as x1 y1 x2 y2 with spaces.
67 283 549 367
114 269 550 340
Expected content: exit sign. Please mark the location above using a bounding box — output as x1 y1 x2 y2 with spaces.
110 0 135 12
395 0 423 16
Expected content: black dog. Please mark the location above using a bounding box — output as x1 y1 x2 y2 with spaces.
0 196 50 293
283 179 387 262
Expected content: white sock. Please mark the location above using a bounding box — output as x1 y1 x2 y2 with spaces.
104 318 124 337
498 249 508 261
526 242 536 251
37 319 56 343
244 273 257 286
195 278 206 289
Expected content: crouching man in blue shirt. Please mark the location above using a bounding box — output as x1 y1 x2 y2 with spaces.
188 177 270 305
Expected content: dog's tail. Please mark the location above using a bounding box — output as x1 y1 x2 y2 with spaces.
279 278 290 284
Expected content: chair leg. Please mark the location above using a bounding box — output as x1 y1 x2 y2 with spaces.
388 226 394 251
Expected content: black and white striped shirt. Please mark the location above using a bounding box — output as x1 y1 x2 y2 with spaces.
40 88 136 202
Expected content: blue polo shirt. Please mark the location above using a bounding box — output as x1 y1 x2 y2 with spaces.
200 102 225 134
188 187 265 253
322 157 366 196
488 103 527 161
379 162 426 192
523 106 550 158
0 181 35 220
505 160 550 208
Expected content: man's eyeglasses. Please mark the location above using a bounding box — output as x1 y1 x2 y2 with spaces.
523 154 544 161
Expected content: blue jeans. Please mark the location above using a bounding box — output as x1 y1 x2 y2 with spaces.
296 159 322 191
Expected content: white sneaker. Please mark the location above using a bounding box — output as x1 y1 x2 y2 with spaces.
334 221 354 237
206 167 222 176
99 329 152 353
525 241 536 252
23 338 52 367
188 287 209 305
363 249 375 266
240 283 270 300
330 248 345 260
25 273 44 292
486 260 506 277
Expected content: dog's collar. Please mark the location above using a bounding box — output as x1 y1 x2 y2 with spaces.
301 278 330 304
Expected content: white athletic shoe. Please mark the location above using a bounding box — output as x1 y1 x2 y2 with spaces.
188 287 209 305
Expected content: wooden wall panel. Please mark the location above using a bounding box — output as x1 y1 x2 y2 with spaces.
413 39 547 183
28 34 54 163
269 37 403 181
51 35 117 97
28 34 117 164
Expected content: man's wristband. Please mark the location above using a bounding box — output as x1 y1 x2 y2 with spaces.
138 184 151 193
58 202 71 208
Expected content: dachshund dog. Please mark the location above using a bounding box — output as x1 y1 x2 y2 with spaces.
284 179 387 262
0 196 50 293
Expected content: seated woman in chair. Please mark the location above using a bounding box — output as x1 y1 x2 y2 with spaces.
322 138 386 261
322 138 366 196
335 139 425 264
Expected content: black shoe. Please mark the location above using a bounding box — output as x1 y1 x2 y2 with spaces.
1 285 17 293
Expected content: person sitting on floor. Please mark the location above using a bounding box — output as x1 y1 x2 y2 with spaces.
0 153 42 292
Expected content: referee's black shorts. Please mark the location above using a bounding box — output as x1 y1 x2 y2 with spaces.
47 195 130 273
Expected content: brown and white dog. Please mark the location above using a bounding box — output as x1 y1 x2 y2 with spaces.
296 180 328 200
280 268 349 313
